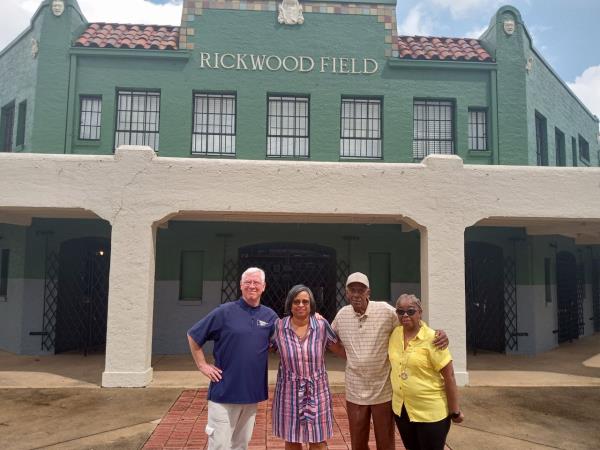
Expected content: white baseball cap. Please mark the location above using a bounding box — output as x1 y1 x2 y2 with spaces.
346 272 370 288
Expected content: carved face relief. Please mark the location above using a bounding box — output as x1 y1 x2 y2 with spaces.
503 19 515 35
52 0 65 17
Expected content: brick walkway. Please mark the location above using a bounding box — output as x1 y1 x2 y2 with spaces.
143 389 407 449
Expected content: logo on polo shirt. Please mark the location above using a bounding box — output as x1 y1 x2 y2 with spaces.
257 320 270 327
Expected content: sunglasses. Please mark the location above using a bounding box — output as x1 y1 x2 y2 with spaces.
396 308 418 316
293 299 311 305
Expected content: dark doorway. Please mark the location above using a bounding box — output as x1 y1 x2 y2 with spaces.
239 243 337 321
556 251 579 342
593 258 600 333
55 237 110 354
465 242 505 353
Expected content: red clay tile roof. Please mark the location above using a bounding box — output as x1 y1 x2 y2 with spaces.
74 23 180 50
397 36 493 62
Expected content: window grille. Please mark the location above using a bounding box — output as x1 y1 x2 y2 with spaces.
16 101 27 147
413 100 454 159
79 96 102 141
267 95 309 157
340 97 382 159
468 109 487 151
115 90 160 151
578 135 590 163
192 93 236 155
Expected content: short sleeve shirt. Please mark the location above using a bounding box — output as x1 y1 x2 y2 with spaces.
332 301 398 405
388 321 452 422
187 298 278 404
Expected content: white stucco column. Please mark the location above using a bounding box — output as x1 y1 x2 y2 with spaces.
420 223 469 386
102 216 157 387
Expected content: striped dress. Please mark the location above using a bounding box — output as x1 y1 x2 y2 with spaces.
272 316 338 443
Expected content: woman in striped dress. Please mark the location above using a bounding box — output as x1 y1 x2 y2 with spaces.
272 285 345 450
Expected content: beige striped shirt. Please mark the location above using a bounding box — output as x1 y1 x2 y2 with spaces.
332 300 398 405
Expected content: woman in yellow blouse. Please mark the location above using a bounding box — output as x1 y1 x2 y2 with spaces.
388 294 464 450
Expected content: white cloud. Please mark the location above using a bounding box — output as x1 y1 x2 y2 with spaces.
0 0 183 50
397 5 434 36
568 65 600 120
464 24 488 39
429 0 500 19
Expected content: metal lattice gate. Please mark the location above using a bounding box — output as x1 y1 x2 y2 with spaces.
593 259 600 332
49 237 111 355
237 244 339 321
504 256 518 351
576 263 585 337
220 258 238 304
556 251 579 343
41 250 59 351
465 242 506 354
335 260 350 311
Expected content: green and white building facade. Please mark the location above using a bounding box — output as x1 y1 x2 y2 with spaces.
0 0 599 386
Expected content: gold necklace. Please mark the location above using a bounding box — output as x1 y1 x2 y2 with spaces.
400 328 419 380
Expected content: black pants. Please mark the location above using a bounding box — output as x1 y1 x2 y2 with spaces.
394 405 451 450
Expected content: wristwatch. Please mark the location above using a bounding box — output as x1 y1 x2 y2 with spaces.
450 411 461 419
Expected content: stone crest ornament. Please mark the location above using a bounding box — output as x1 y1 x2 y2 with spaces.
525 56 533 74
51 0 65 17
503 18 515 35
278 0 304 25
31 38 39 59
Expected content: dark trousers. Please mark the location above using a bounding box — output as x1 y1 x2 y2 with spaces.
394 405 451 450
346 400 395 450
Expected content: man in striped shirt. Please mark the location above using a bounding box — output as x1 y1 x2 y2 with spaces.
332 272 448 450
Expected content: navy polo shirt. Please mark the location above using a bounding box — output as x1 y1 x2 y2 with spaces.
187 298 278 404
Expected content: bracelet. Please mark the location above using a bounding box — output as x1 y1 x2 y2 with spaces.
450 411 461 419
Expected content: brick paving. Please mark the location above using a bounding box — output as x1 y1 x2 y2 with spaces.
143 389 408 449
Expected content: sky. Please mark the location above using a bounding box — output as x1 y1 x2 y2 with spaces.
1 0 599 120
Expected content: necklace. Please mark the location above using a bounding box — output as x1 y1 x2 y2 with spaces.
400 328 420 380
291 319 309 340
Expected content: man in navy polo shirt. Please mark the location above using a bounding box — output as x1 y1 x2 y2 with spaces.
187 267 278 450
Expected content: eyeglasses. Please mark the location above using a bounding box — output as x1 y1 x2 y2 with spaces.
396 308 418 316
293 299 310 305
242 280 263 286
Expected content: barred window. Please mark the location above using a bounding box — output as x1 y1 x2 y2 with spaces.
1 102 15 152
79 96 102 140
192 93 236 155
413 100 454 159
267 95 309 158
115 90 160 151
468 109 487 151
340 97 382 159
16 101 27 147
555 128 566 167
578 135 590 163
535 112 548 166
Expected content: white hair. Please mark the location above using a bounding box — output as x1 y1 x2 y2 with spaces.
241 267 265 283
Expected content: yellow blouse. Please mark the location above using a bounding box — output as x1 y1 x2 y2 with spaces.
388 321 452 422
